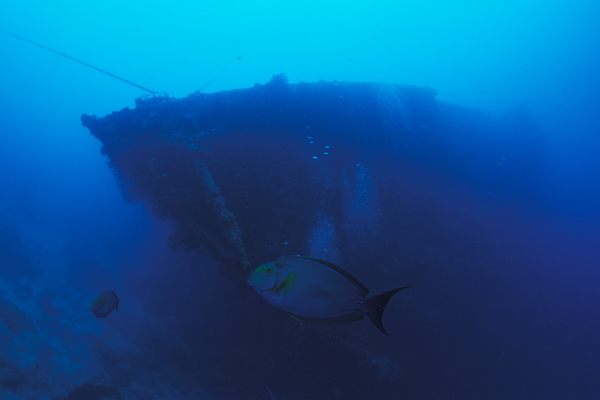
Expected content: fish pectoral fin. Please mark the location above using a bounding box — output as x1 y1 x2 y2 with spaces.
286 310 364 326
272 272 297 296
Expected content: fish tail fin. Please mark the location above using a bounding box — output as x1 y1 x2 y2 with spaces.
365 286 411 335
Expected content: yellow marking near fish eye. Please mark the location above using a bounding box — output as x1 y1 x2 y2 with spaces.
257 264 276 274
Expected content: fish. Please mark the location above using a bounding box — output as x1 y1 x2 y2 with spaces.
248 255 410 335
89 290 120 318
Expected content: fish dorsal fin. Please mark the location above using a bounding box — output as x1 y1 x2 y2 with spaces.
280 256 369 297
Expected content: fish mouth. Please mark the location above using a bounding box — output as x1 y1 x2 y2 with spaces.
259 279 278 292
249 276 279 292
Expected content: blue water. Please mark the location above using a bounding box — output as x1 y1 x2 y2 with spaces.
1 1 600 399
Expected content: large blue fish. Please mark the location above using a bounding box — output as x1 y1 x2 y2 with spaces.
248 256 410 335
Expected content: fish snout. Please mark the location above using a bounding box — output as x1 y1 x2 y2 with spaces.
248 273 279 292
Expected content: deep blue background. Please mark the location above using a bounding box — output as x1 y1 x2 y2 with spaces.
1 1 600 399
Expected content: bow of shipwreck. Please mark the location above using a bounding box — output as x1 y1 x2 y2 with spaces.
81 76 544 281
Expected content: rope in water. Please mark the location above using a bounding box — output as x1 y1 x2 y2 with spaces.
0 28 157 95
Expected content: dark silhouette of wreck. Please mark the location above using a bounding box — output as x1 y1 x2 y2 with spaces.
81 75 544 281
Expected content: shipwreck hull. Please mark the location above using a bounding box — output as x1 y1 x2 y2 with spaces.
82 77 544 280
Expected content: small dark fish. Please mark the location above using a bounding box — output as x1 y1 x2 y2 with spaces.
90 290 120 318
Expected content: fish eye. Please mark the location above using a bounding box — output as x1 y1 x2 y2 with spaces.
265 267 272 273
